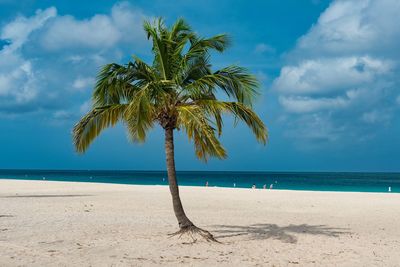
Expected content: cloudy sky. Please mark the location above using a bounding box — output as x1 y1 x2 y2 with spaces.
1 0 399 171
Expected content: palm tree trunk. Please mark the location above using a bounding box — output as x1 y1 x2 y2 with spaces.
164 127 194 229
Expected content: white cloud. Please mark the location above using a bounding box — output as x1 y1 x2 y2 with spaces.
361 110 388 124
41 15 120 50
274 56 392 96
40 2 148 51
0 7 56 107
72 77 95 91
0 56 36 100
279 96 350 113
110 2 148 43
1 7 56 51
0 55 39 109
0 2 151 116
295 0 400 57
254 43 275 54
272 0 400 143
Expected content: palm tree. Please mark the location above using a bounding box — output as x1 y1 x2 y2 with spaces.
73 18 268 241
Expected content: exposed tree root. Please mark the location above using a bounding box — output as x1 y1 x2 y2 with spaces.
168 225 220 244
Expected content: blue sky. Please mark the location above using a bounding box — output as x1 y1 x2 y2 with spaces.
1 0 399 172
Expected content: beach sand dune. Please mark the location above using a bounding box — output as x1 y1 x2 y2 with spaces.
0 180 399 266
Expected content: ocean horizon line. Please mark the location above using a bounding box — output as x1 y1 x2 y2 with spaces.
0 168 399 174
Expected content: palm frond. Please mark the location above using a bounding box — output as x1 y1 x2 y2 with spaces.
177 105 227 161
170 18 191 41
73 104 128 153
125 87 156 142
184 65 259 105
192 34 231 52
188 100 268 144
143 19 170 79
93 63 148 106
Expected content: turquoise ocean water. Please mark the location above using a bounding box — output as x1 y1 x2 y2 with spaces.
0 170 399 193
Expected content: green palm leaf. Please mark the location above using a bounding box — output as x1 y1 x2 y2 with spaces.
73 104 128 153
177 105 227 160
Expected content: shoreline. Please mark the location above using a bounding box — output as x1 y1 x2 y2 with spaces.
0 178 397 195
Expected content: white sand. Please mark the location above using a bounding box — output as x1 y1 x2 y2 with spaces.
0 179 399 266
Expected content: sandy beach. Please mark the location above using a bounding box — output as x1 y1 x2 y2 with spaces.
0 179 399 266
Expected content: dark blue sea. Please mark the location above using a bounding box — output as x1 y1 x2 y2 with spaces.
0 169 399 193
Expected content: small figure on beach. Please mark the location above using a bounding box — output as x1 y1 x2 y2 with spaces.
252 184 256 189
205 181 209 187
263 184 267 189
388 186 391 192
233 183 236 187
270 184 273 190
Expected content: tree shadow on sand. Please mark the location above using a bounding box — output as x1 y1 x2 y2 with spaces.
211 223 350 243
